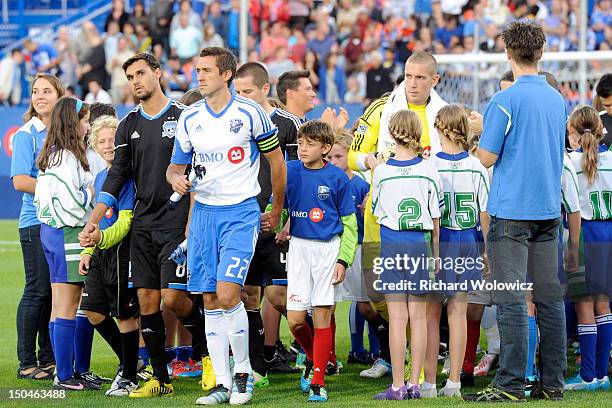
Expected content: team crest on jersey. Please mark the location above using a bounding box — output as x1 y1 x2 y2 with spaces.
356 124 368 135
317 185 330 200
229 119 244 134
162 120 178 139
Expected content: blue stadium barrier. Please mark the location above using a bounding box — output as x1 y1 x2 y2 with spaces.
0 103 365 219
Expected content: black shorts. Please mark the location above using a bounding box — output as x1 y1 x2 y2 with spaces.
245 232 288 287
130 229 187 290
80 238 139 318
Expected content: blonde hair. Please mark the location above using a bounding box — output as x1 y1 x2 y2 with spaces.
388 110 422 152
569 105 604 185
88 115 119 150
333 128 353 151
434 104 470 151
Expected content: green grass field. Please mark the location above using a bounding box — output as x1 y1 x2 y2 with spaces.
0 219 607 407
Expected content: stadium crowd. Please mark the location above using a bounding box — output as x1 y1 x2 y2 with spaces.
1 0 612 107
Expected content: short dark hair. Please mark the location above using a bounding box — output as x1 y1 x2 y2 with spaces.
89 102 117 123
122 52 161 72
277 70 310 105
596 73 612 99
235 62 270 88
199 47 238 86
500 70 514 85
502 22 546 66
297 120 334 146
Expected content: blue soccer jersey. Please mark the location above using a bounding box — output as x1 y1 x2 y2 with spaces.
285 160 355 241
94 168 135 230
172 94 279 206
348 174 369 243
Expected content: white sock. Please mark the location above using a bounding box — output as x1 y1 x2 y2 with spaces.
224 301 252 375
421 381 436 390
445 379 461 389
205 309 232 389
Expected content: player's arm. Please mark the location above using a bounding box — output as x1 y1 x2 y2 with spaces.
262 147 286 231
167 110 195 194
477 98 510 168
338 214 358 267
348 97 385 171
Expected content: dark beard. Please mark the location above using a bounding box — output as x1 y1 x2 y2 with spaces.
138 90 153 101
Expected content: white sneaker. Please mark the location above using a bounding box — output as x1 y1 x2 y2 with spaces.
474 353 498 377
420 383 437 398
438 383 461 397
196 385 231 405
229 373 254 405
360 358 392 378
105 377 138 396
441 352 451 375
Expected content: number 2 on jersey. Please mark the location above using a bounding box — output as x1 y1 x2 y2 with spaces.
398 198 423 230
225 257 249 279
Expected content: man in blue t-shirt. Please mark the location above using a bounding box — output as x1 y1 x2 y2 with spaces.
464 22 567 403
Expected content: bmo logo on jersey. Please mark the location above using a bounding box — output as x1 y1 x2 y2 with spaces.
309 208 324 222
228 146 245 164
197 152 224 163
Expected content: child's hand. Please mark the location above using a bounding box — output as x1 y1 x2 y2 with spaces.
79 254 92 276
366 153 384 170
468 111 483 136
359 193 369 217
275 229 290 244
332 262 346 285
335 107 349 129
565 242 579 273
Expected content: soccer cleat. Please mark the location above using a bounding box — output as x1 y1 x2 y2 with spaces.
598 376 610 390
106 376 138 397
531 386 563 401
72 372 102 390
201 356 216 391
347 351 370 365
254 371 269 388
295 351 307 369
564 373 599 391
167 358 180 378
76 370 112 385
359 358 391 378
196 385 231 405
229 372 254 405
325 361 341 376
129 377 174 398
53 377 87 391
277 340 297 363
524 375 538 397
374 384 407 400
300 359 314 393
308 384 328 402
266 351 299 373
463 384 526 402
438 383 461 397
406 383 421 399
174 358 203 378
137 364 154 382
474 353 499 377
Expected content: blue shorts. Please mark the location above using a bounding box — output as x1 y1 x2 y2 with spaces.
437 227 483 296
582 220 612 297
187 198 260 293
379 226 431 295
40 224 86 284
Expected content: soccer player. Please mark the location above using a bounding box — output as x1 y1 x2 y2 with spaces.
34 97 97 391
167 47 286 405
594 74 612 147
79 53 206 397
370 110 442 401
424 104 490 398
78 115 140 396
266 120 357 402
234 62 301 383
566 106 612 391
11 73 63 381
276 70 316 122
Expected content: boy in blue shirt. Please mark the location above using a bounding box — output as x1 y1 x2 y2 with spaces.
263 120 358 402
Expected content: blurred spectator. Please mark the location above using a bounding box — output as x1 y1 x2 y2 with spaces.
417 26 434 52
290 28 307 63
130 0 148 28
365 0 384 24
542 0 566 37
438 0 469 15
107 36 134 104
303 50 320 89
289 0 313 31
307 22 335 60
135 22 153 53
268 46 297 85
153 43 168 66
527 0 549 20
318 52 345 103
209 1 228 41
148 0 174 55
480 22 499 51
23 39 60 77
227 0 252 55
261 22 290 62
591 0 612 46
122 22 139 50
105 0 129 32
336 0 359 42
171 0 203 35
163 55 190 100
436 13 463 49
365 52 393 104
55 26 78 89
77 23 108 98
343 26 364 71
202 23 225 48
170 14 203 63
384 0 415 20
0 49 23 106
84 79 113 104
104 20 122 62
344 74 365 104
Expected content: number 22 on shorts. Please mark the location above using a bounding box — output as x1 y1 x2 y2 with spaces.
225 257 250 279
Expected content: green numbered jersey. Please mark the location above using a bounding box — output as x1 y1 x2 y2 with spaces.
371 157 443 231
571 148 612 220
430 152 489 230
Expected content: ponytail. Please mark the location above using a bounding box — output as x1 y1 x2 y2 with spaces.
568 105 604 186
581 128 599 185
